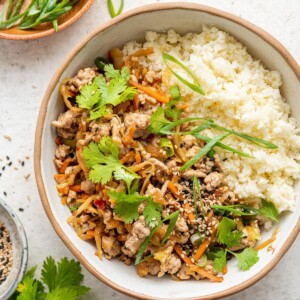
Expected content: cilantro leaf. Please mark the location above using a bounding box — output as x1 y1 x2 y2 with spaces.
14 267 45 300
107 190 149 224
260 199 279 223
10 257 89 300
229 248 259 271
76 65 137 120
148 107 171 134
76 81 101 109
213 250 227 273
217 217 243 247
143 198 163 227
114 167 140 193
108 191 162 226
47 288 78 300
83 138 139 185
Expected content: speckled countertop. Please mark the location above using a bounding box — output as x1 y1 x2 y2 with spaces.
0 0 299 299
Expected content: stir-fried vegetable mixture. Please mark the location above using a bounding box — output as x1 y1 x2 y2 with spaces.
52 46 279 281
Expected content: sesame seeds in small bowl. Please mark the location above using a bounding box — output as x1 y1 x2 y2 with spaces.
0 197 28 300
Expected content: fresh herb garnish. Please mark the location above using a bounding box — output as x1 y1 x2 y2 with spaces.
135 210 180 265
162 52 205 95
107 190 162 227
160 138 174 157
82 137 139 186
10 256 90 300
216 217 243 247
76 64 137 120
0 0 77 31
213 248 259 272
212 200 279 222
107 0 124 18
260 199 279 223
192 175 205 217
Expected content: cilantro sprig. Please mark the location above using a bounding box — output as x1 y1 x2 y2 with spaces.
10 257 90 300
212 199 279 223
216 217 243 247
213 248 259 272
107 190 162 227
76 64 137 120
82 137 140 188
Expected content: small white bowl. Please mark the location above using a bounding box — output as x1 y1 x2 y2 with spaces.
0 198 28 300
34 3 300 299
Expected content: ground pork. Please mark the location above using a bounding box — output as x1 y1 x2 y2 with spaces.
55 144 70 160
80 179 95 195
69 67 97 91
124 112 150 138
159 254 182 276
204 172 223 191
102 236 121 258
122 216 150 257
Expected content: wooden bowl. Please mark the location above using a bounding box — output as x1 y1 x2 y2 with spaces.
0 0 94 40
35 3 300 300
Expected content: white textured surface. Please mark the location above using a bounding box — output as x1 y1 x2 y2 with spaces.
0 0 299 299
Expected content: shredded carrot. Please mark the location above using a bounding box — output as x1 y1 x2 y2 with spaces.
154 83 165 96
153 190 167 206
81 193 89 200
189 265 223 282
129 80 169 103
128 47 154 58
222 265 228 274
102 189 109 200
167 182 184 200
94 224 103 259
135 152 142 164
95 183 101 193
174 244 193 265
129 126 136 138
177 104 189 110
184 202 196 224
132 94 140 110
193 225 217 262
255 226 279 251
59 158 71 174
69 184 81 192
174 244 223 282
120 151 135 164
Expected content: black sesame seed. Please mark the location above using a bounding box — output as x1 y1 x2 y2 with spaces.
6 156 9 160
21 161 25 166
8 162 12 166
18 208 24 212
2 166 5 171
3 191 7 196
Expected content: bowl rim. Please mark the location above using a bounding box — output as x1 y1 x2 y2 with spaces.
34 2 300 299
0 197 28 300
0 0 94 41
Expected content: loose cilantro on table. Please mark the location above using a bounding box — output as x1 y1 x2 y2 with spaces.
82 137 139 186
76 64 137 120
107 191 162 227
10 257 90 300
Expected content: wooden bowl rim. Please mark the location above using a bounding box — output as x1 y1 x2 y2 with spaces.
34 3 300 300
0 0 94 40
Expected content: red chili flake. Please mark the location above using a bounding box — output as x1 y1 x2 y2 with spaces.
94 199 106 210
55 137 62 145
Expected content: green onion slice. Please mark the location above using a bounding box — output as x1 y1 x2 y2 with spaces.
162 52 205 95
107 0 124 18
169 85 181 101
180 133 229 171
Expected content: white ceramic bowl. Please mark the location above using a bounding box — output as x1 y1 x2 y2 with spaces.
34 3 300 299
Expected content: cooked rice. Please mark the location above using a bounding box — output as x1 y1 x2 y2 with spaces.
123 26 300 213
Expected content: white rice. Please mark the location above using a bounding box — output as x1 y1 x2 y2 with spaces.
123 26 300 213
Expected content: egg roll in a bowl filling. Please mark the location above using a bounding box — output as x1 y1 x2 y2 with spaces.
52 26 300 281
